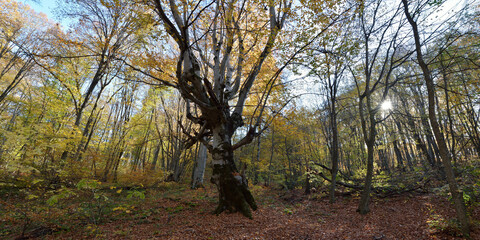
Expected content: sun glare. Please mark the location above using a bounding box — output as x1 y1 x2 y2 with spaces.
381 100 393 111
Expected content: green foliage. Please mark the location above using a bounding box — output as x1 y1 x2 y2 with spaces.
127 189 146 200
76 179 101 190
46 188 76 206
166 205 185 214
460 163 480 207
427 214 463 237
283 207 293 215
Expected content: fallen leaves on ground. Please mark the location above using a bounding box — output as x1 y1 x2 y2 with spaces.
6 185 479 239
30 188 480 239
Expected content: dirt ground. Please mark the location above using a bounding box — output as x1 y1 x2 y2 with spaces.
28 186 479 240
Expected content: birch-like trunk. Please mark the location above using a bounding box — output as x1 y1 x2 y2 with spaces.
210 124 257 218
191 142 207 189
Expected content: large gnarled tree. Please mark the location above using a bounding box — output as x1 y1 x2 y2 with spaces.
149 0 292 218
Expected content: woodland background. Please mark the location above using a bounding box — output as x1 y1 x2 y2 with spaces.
0 0 480 238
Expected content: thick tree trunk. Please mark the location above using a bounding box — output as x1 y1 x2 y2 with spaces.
210 124 257 218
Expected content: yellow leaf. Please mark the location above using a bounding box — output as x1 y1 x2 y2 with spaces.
116 189 122 193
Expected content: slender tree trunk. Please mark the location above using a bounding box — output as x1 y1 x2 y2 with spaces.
329 98 339 203
284 137 294 190
358 138 375 214
440 61 457 165
402 1 469 236
254 135 261 185
403 98 434 167
393 140 404 170
151 144 160 171
379 148 390 173
192 142 207 189
357 93 377 214
267 125 275 186
395 119 413 170
160 139 165 169
414 86 439 167
112 150 124 183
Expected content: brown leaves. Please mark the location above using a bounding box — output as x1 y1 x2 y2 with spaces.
25 186 479 239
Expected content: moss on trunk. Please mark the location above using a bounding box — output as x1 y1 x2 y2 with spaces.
211 138 257 218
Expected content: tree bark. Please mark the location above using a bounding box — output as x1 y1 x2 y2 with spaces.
357 86 377 215
210 124 257 218
357 138 375 214
192 142 207 189
393 140 404 170
329 94 339 203
267 125 275 186
402 0 470 236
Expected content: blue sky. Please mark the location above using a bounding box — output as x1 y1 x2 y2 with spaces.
20 0 58 21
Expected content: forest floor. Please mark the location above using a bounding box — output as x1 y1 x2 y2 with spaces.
1 183 479 240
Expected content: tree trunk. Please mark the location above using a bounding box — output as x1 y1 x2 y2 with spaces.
267 125 275 186
402 1 470 236
357 139 375 214
403 99 434 168
329 99 339 203
254 135 261 185
394 119 413 170
357 92 377 215
440 63 458 166
210 124 257 218
151 143 161 171
378 148 390 173
393 140 404 170
413 86 439 167
192 142 207 189
284 137 295 190
112 150 124 183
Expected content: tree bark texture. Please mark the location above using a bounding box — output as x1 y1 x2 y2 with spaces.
192 142 207 189
210 124 257 218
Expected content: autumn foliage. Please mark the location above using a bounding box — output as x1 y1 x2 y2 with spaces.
1 0 480 239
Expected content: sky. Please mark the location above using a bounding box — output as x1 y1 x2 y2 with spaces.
20 0 466 26
18 0 471 110
20 0 58 20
